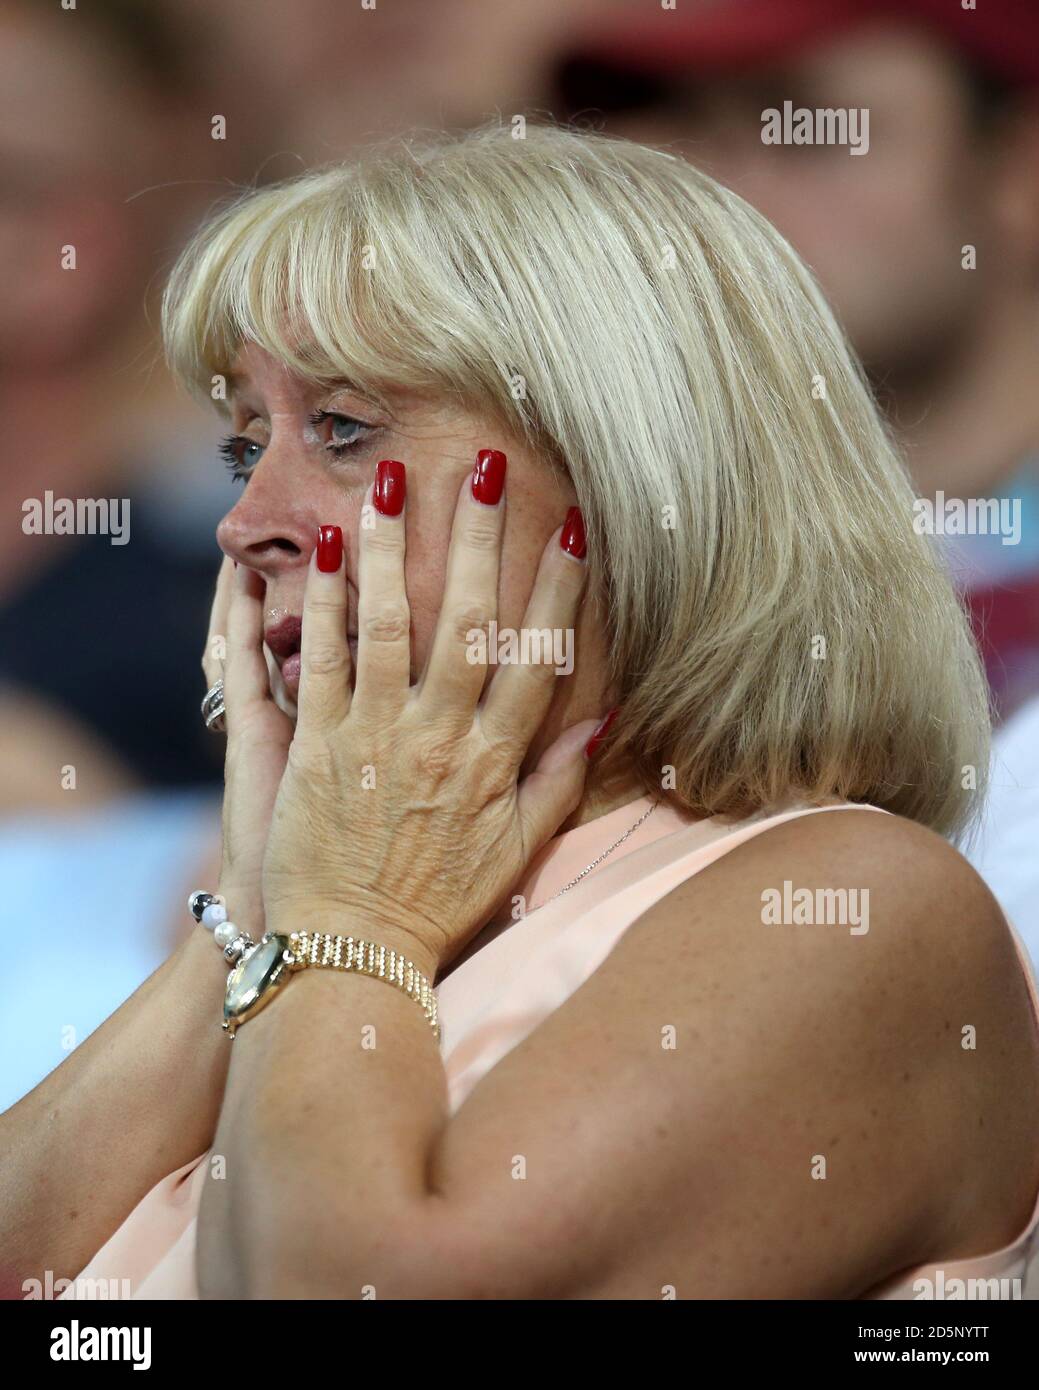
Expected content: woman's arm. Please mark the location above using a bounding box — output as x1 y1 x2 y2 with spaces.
196 810 1039 1300
0 557 293 1295
0 924 231 1294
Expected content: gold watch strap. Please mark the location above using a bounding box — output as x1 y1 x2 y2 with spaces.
288 931 440 1040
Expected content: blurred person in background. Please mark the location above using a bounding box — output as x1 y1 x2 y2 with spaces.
176 0 600 169
0 0 230 802
557 0 1039 722
972 692 1039 967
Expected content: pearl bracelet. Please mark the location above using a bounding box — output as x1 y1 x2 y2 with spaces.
188 890 255 964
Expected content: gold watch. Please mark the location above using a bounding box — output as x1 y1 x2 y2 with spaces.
222 929 440 1040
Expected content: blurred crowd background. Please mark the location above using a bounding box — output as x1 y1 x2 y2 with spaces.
3 0 1038 1109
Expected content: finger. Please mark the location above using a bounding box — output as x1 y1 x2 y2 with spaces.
355 465 411 717
515 716 601 859
297 523 352 734
202 555 235 689
225 562 274 710
418 448 506 717
480 506 588 754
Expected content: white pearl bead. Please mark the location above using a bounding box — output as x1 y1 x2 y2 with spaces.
214 920 237 948
202 902 228 931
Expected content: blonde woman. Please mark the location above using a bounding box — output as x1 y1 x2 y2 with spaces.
3 124 1038 1301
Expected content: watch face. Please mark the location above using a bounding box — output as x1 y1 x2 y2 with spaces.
224 933 293 1028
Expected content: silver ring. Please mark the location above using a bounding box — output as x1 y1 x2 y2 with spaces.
201 679 226 734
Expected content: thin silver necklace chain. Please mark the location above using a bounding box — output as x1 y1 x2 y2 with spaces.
527 799 659 915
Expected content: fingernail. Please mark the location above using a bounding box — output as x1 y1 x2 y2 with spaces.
584 707 619 760
472 448 507 506
560 506 587 559
374 459 406 516
316 524 343 573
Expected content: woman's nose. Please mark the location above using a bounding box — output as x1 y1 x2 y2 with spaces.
216 464 318 578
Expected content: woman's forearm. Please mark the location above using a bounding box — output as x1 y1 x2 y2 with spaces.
0 925 232 1294
197 918 447 1300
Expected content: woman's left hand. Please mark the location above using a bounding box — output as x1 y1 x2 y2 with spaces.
259 457 605 977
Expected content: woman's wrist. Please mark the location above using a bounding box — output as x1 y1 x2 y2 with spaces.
173 918 234 989
216 880 263 930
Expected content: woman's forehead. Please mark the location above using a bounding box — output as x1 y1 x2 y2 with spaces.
224 346 459 431
226 343 357 401
227 341 303 386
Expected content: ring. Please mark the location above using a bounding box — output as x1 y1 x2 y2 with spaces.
201 679 226 734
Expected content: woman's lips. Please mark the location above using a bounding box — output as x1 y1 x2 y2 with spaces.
265 614 303 661
281 651 302 694
265 614 304 699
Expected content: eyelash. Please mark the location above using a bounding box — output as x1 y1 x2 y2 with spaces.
219 411 373 483
308 409 374 455
218 435 260 483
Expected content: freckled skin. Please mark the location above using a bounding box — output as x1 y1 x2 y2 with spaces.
216 343 621 780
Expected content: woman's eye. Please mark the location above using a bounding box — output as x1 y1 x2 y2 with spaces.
309 410 371 454
218 435 264 483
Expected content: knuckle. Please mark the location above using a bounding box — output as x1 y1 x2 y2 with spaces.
287 738 331 777
464 520 502 553
446 603 496 644
475 741 514 792
523 653 559 687
414 732 458 781
306 594 347 616
365 526 404 556
362 603 410 644
305 642 349 676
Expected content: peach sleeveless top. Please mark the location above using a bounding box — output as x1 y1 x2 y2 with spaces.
60 798 1039 1300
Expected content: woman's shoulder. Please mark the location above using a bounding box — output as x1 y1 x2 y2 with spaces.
625 803 1039 1280
662 802 1038 1076
685 801 1014 954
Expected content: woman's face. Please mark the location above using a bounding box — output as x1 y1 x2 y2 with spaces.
216 343 613 763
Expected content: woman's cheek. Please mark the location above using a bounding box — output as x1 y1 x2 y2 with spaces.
403 591 440 679
403 548 449 670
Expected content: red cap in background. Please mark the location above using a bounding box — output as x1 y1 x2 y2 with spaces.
573 0 1039 88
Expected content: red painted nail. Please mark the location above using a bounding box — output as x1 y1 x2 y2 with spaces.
585 707 619 760
560 506 587 559
374 459 406 516
472 448 507 505
316 524 343 573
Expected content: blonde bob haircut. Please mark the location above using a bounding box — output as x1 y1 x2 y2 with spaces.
163 121 989 839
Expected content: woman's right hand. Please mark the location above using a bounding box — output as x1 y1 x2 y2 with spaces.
203 557 293 933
